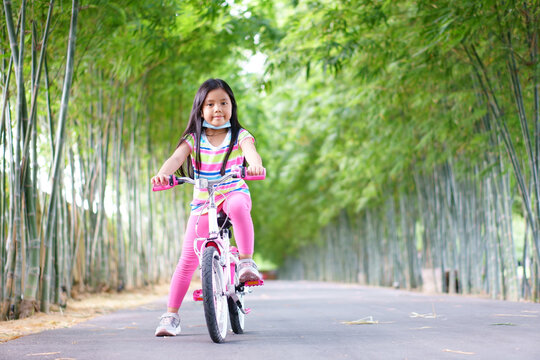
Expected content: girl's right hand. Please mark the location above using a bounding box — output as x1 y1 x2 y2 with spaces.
151 174 170 186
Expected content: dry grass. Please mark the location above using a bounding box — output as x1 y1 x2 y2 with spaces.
0 283 171 343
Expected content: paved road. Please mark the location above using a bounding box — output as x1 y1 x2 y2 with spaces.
1 281 539 360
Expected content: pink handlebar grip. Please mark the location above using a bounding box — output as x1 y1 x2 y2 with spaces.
232 166 266 181
242 170 266 181
152 176 178 191
152 184 173 191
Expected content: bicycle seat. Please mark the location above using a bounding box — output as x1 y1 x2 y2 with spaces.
217 210 232 230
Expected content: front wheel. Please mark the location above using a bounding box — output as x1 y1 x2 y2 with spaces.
202 246 228 343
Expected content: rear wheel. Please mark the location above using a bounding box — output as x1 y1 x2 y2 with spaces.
202 246 228 343
228 273 245 334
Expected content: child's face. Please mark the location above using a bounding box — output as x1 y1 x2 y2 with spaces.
201 88 232 128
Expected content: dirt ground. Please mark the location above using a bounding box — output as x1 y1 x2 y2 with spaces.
0 283 174 343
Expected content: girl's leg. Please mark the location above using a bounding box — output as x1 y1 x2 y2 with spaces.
167 213 209 311
221 192 254 258
222 192 261 282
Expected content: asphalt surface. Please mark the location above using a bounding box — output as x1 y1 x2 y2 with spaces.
1 281 539 360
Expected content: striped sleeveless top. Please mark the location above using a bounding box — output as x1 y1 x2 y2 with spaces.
184 128 254 214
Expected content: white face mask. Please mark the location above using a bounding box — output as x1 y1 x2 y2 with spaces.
203 120 231 129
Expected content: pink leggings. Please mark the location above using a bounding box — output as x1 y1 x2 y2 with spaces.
167 192 253 309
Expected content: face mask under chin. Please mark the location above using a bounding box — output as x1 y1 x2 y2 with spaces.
202 120 231 129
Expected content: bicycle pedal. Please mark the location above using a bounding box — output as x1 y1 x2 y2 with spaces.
193 289 203 301
244 279 264 287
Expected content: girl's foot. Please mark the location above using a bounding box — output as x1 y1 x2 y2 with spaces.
155 312 181 336
238 259 262 283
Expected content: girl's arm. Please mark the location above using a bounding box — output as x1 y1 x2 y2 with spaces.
240 138 264 176
151 141 191 186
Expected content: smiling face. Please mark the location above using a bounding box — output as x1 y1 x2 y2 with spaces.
201 88 232 128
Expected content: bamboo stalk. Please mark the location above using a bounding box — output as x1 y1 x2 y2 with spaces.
146 123 155 284
521 214 531 299
4 0 27 319
525 0 540 297
115 95 126 290
89 87 107 287
46 0 78 206
387 197 402 287
54 196 63 304
41 0 79 310
0 42 5 303
3 0 20 68
20 0 54 180
400 195 418 289
44 57 54 154
66 147 78 295
1 79 15 320
0 129 5 310
434 168 448 293
40 201 55 312
0 46 13 149
500 170 519 300
20 3 52 317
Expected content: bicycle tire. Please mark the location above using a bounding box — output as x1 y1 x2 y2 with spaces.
228 272 245 334
202 246 228 343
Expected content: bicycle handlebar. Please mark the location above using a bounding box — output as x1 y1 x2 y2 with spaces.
152 166 266 192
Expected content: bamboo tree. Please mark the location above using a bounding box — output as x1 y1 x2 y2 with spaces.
0 58 5 309
146 114 155 284
1 0 27 319
1 54 13 318
65 147 75 295
2 106 16 319
115 94 126 290
0 44 12 306
21 0 53 176
89 78 113 289
20 0 54 317
42 0 79 312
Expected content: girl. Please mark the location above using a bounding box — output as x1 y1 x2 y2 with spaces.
151 79 264 337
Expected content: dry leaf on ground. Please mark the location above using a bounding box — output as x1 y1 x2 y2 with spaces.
342 316 379 325
442 349 475 355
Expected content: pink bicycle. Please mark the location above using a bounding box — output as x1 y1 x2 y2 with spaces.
153 166 265 343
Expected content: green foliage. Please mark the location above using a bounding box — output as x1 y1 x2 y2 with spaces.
242 0 540 270
2 0 540 308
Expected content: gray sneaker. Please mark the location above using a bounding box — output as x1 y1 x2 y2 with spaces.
155 312 181 336
238 259 262 283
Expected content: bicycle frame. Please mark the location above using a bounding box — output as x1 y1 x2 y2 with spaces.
192 177 238 304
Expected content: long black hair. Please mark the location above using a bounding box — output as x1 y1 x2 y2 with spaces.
176 79 244 178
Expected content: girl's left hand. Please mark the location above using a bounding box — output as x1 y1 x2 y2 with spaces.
247 165 265 176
